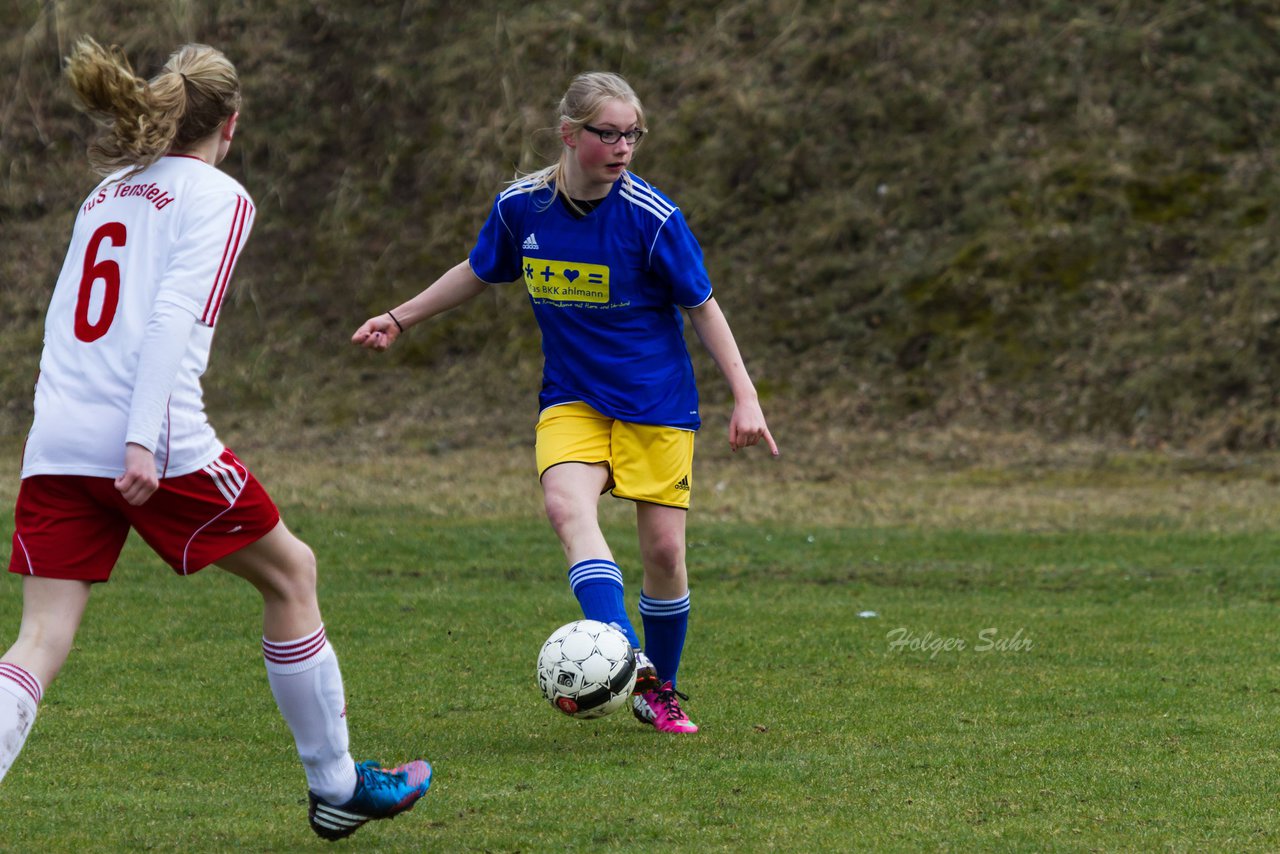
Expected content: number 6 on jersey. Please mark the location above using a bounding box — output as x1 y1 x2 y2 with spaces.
74 221 127 343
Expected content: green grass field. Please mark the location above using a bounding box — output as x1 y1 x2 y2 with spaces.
2 435 1280 850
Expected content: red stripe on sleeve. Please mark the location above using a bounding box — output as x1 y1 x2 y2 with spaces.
208 200 252 325
202 196 250 324
202 196 241 321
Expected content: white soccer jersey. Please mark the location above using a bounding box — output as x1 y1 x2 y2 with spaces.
22 155 255 479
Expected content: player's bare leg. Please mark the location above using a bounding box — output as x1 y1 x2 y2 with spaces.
542 462 657 688
3 576 93 687
541 461 613 565
0 576 93 782
635 502 688 600
217 521 431 839
216 520 321 641
632 502 697 733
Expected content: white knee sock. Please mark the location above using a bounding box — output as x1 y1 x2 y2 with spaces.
262 625 357 803
0 662 42 784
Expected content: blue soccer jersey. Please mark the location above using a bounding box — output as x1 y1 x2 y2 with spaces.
468 174 713 430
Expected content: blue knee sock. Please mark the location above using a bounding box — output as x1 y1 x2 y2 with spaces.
568 559 640 648
639 591 690 689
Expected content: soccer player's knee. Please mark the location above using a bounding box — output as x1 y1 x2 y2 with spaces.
543 491 581 531
646 535 684 575
284 541 318 591
262 539 317 601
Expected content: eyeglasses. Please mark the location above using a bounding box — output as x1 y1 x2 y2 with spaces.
582 124 646 146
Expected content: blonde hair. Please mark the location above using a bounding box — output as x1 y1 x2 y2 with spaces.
65 37 241 178
518 71 646 203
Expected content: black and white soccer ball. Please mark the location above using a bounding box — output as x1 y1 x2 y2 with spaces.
536 619 637 718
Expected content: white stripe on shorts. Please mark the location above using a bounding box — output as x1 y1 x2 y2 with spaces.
203 457 246 504
180 454 250 574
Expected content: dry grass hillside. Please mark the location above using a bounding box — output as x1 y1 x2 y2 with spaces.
3 1 1279 455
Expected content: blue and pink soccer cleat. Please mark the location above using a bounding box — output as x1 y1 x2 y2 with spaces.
308 759 433 841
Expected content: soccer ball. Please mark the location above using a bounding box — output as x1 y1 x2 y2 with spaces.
536 619 637 718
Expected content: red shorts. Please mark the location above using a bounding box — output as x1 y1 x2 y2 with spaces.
8 448 281 582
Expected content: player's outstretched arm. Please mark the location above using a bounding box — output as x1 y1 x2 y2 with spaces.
686 297 779 456
351 260 489 352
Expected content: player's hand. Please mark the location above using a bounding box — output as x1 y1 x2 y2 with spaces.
115 443 159 506
351 313 401 352
728 398 779 456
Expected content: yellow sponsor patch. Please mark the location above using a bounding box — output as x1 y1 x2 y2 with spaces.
523 257 610 303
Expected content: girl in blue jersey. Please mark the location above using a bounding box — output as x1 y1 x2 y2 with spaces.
353 72 777 733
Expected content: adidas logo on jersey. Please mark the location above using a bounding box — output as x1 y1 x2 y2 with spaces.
674 475 690 491
523 233 540 250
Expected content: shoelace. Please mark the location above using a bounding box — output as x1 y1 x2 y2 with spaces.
655 686 691 720
358 762 408 791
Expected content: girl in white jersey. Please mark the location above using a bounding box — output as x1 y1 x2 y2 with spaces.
0 38 430 840
353 72 778 733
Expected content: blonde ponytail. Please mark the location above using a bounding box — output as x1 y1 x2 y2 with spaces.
65 37 240 178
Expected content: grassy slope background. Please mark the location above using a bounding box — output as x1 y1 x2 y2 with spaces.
2 1 1280 454
7 6 1280 848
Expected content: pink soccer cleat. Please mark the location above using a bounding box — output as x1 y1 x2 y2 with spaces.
632 681 699 734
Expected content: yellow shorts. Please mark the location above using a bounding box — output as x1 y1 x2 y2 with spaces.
535 402 695 509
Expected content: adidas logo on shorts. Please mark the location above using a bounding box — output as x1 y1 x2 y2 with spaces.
674 475 690 491
523 233 539 250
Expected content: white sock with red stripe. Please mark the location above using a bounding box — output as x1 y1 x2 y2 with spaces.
0 662 42 784
262 625 358 803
